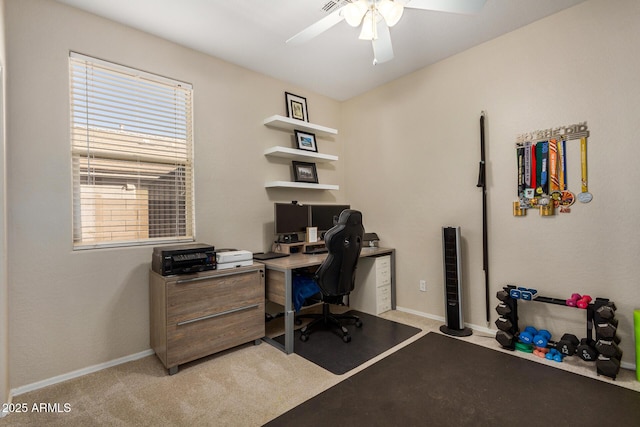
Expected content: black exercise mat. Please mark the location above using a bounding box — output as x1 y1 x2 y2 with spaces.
273 310 421 375
266 332 640 426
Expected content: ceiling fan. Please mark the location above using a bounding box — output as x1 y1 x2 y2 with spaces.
286 0 487 65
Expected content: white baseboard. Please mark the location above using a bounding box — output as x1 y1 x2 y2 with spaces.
621 361 635 370
395 306 636 371
10 349 154 397
395 305 445 323
396 305 495 334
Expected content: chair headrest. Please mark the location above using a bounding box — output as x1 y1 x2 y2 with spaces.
336 209 362 226
316 209 364 296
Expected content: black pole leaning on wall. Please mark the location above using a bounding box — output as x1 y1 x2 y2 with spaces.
476 111 490 324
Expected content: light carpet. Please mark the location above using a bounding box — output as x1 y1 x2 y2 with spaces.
1 310 638 426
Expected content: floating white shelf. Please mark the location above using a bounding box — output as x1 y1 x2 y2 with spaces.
264 146 338 163
263 115 338 137
264 181 339 190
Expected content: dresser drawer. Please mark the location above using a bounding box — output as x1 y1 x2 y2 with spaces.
375 255 391 272
376 284 391 314
167 269 263 325
375 256 391 287
377 299 392 314
150 265 266 374
166 301 264 367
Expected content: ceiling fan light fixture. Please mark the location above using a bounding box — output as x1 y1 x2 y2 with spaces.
358 11 378 40
343 0 368 27
377 0 404 27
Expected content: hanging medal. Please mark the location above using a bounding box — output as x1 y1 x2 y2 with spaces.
526 142 537 202
578 137 593 203
558 138 574 213
536 141 549 206
516 144 525 200
514 144 527 215
548 138 561 201
523 141 535 201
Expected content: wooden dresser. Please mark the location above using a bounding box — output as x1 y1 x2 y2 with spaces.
149 263 265 374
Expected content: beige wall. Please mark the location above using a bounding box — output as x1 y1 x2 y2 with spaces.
3 0 639 392
343 0 640 365
4 0 342 389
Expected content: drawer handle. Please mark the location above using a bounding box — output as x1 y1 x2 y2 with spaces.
177 304 260 326
175 270 255 285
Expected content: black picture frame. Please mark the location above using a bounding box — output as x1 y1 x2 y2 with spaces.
285 92 309 122
292 161 318 184
294 130 318 152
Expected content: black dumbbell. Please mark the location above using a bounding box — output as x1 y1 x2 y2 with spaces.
576 338 598 361
495 317 514 332
596 355 621 379
556 333 579 356
495 303 511 316
496 290 510 302
496 330 515 348
595 339 622 358
595 302 616 320
596 319 618 339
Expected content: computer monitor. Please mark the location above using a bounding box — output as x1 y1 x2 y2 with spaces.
310 204 350 233
274 203 310 236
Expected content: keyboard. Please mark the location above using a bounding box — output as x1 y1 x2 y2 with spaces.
253 252 290 260
304 248 328 255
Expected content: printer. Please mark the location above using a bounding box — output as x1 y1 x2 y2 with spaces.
152 243 216 276
216 250 253 270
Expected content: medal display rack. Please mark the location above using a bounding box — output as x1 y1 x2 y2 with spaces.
513 121 592 217
494 284 621 379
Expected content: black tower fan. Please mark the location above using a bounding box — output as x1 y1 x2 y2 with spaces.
440 226 472 337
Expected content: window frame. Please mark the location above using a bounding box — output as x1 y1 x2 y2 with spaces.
69 52 195 250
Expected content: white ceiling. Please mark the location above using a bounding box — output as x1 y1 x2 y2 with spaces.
55 0 587 101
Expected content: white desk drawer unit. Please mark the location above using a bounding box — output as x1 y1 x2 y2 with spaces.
351 255 392 315
375 256 391 286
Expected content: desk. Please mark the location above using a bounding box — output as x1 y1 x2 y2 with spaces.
261 246 395 354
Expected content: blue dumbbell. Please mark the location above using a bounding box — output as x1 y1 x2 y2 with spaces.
519 326 537 344
533 330 551 347
545 348 564 363
521 288 538 301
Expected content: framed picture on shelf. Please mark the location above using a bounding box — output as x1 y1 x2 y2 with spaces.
306 227 318 243
292 161 318 184
285 92 309 122
294 130 318 152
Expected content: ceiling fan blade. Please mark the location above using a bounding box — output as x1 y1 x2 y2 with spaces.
405 0 486 15
286 8 345 45
372 23 394 65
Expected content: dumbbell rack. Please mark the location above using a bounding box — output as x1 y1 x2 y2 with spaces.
494 285 621 379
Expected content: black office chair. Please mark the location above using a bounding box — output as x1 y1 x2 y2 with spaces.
298 209 364 343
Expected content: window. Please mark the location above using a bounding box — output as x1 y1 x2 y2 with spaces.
69 52 194 249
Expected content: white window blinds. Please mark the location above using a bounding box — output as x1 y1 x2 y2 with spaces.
69 52 194 249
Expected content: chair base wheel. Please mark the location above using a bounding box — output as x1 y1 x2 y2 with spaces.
295 303 362 344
